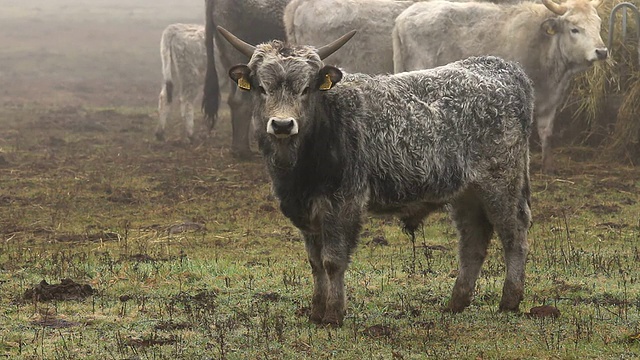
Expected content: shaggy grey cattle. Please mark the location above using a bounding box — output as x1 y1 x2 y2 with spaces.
393 0 608 173
203 0 291 158
218 26 534 326
157 23 227 142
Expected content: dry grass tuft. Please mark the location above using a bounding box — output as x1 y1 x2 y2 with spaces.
566 0 640 160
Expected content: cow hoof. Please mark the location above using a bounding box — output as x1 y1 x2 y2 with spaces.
309 313 324 324
443 302 468 313
321 316 343 328
155 132 166 142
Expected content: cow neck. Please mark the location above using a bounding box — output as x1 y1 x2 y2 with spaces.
268 99 347 209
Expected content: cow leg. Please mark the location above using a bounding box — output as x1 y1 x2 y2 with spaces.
447 191 493 312
303 232 328 324
536 111 555 174
227 87 253 159
318 208 362 326
479 183 531 312
156 86 169 141
183 100 195 143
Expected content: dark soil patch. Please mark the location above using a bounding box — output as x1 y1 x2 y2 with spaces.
24 279 94 302
253 292 282 302
129 254 158 262
31 316 80 329
589 203 622 215
54 231 120 242
362 324 395 338
105 188 137 204
525 305 561 319
167 222 206 235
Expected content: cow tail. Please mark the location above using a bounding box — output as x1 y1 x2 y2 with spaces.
160 28 174 104
202 0 220 131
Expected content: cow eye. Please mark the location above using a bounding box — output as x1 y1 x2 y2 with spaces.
301 87 309 96
258 86 267 95
571 28 579 34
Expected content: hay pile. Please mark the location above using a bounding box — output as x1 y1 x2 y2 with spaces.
567 0 640 163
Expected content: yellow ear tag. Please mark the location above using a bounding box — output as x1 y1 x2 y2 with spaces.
238 76 251 90
319 74 333 91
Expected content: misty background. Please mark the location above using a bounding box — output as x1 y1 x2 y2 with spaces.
0 0 205 107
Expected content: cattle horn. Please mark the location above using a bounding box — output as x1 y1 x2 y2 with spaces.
216 26 256 58
316 30 357 60
542 0 568 15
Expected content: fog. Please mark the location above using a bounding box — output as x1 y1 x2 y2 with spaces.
0 0 205 107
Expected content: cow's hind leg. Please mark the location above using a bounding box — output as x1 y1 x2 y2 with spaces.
156 86 169 141
303 232 328 324
480 183 531 312
447 190 493 312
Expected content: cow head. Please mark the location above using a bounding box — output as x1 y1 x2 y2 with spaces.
218 26 355 164
540 0 607 68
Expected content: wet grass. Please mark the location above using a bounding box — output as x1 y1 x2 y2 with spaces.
0 104 639 359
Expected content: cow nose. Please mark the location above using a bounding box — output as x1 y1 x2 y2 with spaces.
595 48 608 60
268 117 298 137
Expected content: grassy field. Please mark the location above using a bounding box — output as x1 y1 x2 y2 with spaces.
1 1 639 359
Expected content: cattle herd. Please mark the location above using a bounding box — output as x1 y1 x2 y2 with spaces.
157 0 608 326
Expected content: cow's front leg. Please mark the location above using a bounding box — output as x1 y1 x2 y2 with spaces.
320 209 362 327
303 232 328 323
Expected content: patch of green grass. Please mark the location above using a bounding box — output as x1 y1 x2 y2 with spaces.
1 106 639 359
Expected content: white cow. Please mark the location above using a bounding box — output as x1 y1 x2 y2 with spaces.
157 23 228 142
393 0 608 172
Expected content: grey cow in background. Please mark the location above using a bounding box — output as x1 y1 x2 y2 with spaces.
393 0 608 173
217 26 534 326
202 0 291 158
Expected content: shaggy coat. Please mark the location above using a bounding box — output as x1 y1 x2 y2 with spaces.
224 34 534 325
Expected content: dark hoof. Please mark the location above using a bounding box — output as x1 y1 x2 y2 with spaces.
320 316 343 328
155 132 165 142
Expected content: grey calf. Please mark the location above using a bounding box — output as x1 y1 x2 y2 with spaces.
219 27 534 326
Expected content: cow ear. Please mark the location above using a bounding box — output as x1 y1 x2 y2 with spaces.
229 65 252 91
318 66 343 91
541 18 560 36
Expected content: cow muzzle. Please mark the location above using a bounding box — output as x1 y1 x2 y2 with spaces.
595 48 608 61
267 117 298 138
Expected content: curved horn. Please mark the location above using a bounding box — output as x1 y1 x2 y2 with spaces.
317 30 357 60
542 0 568 15
216 26 255 58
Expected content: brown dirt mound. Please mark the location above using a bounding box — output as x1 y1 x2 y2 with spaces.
23 279 94 302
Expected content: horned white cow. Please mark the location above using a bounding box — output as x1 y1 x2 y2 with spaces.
157 23 229 142
393 0 608 172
